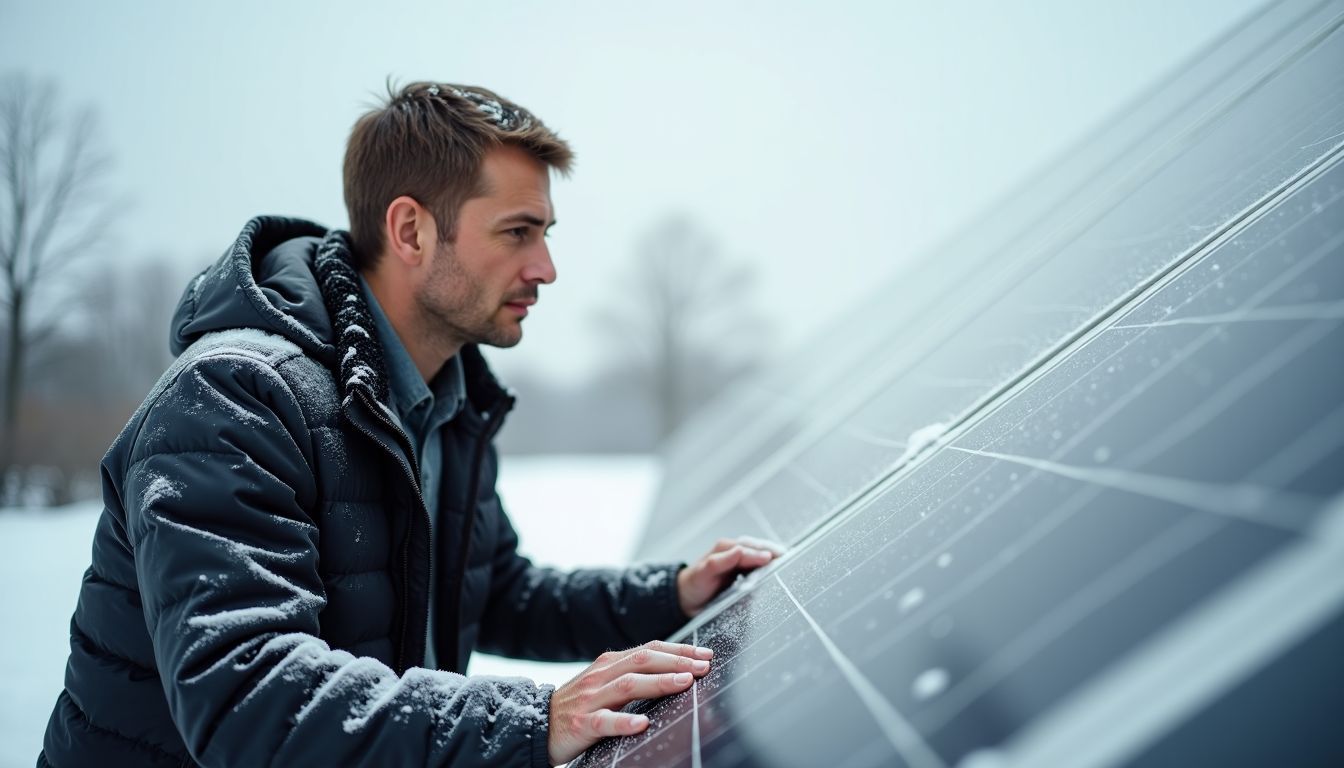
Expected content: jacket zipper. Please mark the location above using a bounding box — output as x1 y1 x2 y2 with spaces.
349 389 432 674
444 392 514 672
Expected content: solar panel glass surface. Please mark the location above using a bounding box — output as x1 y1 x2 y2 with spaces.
580 144 1344 768
640 2 1344 566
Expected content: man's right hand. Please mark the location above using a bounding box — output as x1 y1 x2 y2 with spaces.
547 640 714 765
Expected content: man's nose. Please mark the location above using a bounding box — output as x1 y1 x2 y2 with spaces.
522 242 557 285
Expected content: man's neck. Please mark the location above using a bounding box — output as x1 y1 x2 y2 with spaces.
361 269 461 383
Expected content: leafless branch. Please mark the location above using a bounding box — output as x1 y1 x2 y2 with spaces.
598 214 769 438
0 72 116 473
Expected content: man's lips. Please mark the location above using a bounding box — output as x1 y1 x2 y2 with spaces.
505 298 536 316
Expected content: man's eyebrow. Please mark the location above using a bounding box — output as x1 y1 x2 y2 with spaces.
497 213 557 228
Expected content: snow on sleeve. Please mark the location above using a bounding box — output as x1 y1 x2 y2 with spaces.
514 569 553 613
197 327 301 358
294 660 549 744
144 508 322 655
140 474 183 509
628 568 669 591
188 369 268 427
290 656 396 730
336 669 547 736
609 564 676 616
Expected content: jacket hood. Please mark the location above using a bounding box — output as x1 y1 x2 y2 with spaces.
171 215 336 364
170 214 511 415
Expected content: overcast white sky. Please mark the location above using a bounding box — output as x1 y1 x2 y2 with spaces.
2 0 1267 384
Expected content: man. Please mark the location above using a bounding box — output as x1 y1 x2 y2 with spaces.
40 82 776 767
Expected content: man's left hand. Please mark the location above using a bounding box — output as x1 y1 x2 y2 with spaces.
676 537 784 618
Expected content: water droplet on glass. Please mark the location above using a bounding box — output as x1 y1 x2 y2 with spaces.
1093 446 1111 463
898 588 925 613
936 553 953 568
912 668 950 701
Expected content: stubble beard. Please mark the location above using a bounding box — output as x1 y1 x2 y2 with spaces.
417 241 523 351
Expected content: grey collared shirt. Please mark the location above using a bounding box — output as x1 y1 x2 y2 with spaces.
359 277 466 669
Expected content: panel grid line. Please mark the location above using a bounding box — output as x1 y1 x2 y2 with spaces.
776 574 947 768
744 499 784 544
785 463 839 504
691 628 702 768
1109 299 1344 329
947 447 1317 535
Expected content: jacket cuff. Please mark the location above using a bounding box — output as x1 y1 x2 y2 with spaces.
531 684 555 768
662 562 691 632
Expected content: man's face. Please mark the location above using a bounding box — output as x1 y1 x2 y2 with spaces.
416 144 557 350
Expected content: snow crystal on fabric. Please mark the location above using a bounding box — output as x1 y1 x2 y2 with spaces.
339 662 402 734
196 327 302 360
230 634 353 707
291 656 387 726
140 475 183 509
189 370 268 426
151 511 322 655
628 568 669 591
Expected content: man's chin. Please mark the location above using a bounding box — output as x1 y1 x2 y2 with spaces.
479 327 524 349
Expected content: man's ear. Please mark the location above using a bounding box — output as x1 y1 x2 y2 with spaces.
383 196 433 268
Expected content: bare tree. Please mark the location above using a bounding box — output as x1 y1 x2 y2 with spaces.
594 214 770 441
0 73 115 481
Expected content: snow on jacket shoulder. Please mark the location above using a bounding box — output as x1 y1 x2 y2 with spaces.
38 216 688 768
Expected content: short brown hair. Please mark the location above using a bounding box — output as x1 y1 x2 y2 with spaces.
343 80 574 269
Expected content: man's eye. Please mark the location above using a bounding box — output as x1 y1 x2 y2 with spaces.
507 227 528 240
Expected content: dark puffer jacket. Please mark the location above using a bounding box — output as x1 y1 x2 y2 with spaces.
39 216 688 768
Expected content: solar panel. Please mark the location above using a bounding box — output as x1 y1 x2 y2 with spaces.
638 0 1344 566
598 1 1344 765
579 138 1344 768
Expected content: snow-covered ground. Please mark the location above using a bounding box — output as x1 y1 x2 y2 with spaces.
0 454 659 768
0 505 101 768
